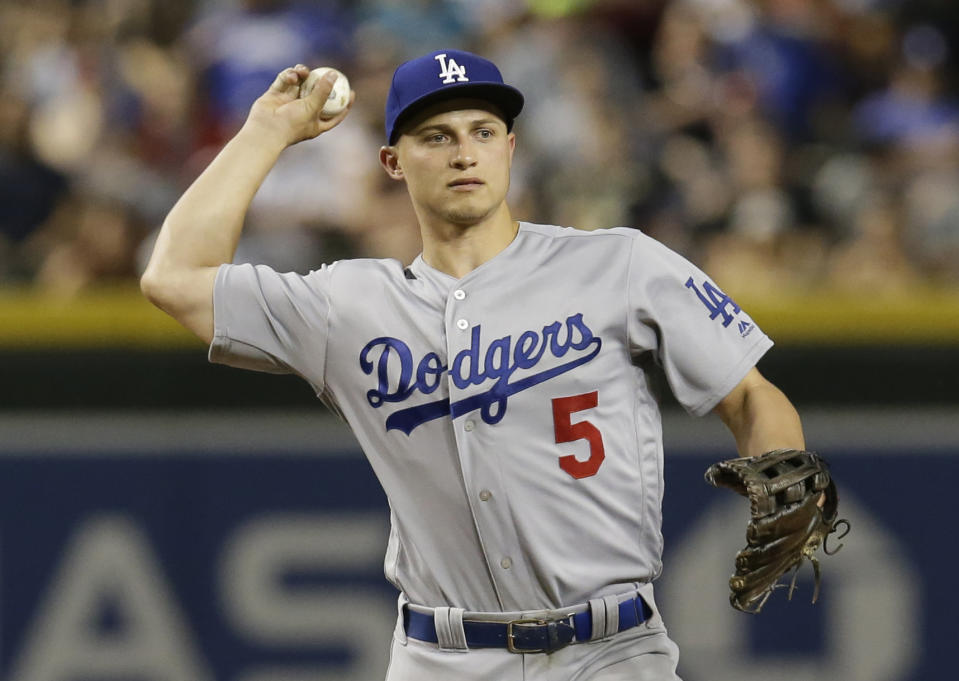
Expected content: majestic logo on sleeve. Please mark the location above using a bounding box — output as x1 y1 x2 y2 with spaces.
359 313 601 435
435 53 469 83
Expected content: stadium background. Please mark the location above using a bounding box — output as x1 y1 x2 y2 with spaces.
1 0 957 679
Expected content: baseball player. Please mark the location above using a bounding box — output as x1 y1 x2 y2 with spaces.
142 50 810 680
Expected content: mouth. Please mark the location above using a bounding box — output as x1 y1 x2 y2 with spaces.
447 177 485 190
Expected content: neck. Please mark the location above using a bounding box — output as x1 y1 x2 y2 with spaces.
418 204 518 279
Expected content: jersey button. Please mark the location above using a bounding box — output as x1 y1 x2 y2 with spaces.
479 489 491 501
456 319 469 330
500 557 512 569
453 289 466 300
464 420 475 432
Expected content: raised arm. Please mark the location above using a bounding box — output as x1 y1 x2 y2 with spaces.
713 367 805 457
140 65 354 343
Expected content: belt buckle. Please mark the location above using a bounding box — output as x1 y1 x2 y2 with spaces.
506 616 575 654
507 618 548 653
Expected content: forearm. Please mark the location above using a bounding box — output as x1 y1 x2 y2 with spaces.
146 124 286 276
140 63 351 342
715 369 805 457
144 63 348 286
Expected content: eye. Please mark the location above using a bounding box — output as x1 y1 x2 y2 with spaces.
426 133 448 144
476 129 494 140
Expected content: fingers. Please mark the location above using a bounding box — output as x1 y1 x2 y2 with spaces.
269 64 310 96
316 89 356 130
254 65 356 143
302 69 340 111
300 75 354 139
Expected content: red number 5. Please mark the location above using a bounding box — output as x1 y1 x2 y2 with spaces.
552 391 606 479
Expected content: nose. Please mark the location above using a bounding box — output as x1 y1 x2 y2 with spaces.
450 141 477 169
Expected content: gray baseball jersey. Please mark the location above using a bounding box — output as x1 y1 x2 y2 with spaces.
210 222 772 613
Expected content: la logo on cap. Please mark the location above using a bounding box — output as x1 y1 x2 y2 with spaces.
435 53 469 84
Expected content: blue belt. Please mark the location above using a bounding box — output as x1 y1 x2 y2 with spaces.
404 595 652 654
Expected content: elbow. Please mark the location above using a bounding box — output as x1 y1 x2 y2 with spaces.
139 267 155 302
139 222 180 309
139 265 168 310
140 260 190 316
138 261 217 345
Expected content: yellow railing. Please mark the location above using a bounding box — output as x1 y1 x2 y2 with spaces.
743 291 959 345
1 286 959 348
0 286 200 349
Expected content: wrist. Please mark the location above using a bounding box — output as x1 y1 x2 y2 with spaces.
235 119 291 155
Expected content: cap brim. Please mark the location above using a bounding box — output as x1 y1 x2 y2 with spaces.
388 82 525 144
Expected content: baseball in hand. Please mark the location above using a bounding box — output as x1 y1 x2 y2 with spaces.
299 67 350 119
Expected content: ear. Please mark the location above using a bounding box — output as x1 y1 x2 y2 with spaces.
379 146 404 181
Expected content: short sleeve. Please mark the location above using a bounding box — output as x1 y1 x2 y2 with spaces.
625 232 773 416
208 263 332 391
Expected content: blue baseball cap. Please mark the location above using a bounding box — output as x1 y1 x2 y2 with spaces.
385 49 524 144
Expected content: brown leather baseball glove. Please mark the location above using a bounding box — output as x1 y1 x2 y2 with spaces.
705 448 849 613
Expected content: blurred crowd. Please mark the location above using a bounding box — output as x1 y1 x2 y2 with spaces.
2 0 958 298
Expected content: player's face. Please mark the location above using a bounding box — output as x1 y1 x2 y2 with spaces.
381 101 516 227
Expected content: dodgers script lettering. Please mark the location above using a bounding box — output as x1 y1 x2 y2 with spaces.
359 314 602 435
